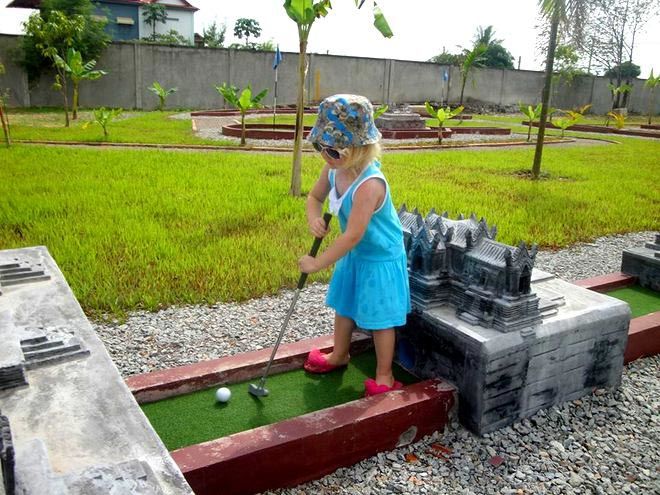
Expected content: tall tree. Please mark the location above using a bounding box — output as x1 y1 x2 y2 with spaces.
0 61 10 147
532 0 590 180
458 43 487 105
25 11 85 127
283 0 392 197
20 0 109 83
233 18 262 48
586 0 659 107
143 3 168 40
202 21 226 48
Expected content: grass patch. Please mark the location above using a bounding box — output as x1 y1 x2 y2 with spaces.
605 284 660 318
141 350 417 450
0 138 658 316
7 109 236 146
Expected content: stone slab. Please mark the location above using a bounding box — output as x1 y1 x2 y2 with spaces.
0 246 192 495
621 245 660 291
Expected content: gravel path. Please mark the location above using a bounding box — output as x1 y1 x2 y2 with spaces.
93 231 659 495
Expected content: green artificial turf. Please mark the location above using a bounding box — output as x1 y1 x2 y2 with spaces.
141 351 417 451
605 284 660 318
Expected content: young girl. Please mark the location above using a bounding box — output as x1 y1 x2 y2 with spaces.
297 94 411 397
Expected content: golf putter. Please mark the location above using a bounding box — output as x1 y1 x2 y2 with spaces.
248 212 332 397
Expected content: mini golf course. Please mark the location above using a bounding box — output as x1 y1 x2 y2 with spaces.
127 333 456 495
604 284 660 318
141 350 417 451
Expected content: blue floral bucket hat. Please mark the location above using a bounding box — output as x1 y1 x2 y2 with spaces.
308 94 382 149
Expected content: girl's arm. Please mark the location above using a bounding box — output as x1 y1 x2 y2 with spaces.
306 164 331 238
299 178 385 273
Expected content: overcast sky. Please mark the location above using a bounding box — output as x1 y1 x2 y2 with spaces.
1 0 658 76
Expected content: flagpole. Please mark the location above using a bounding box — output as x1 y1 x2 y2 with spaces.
273 66 278 128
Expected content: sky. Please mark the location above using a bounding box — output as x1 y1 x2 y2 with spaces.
1 0 659 76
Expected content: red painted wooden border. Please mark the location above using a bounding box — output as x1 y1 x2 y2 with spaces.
625 311 660 363
220 123 454 140
127 333 372 403
573 272 637 292
172 379 455 495
523 121 660 138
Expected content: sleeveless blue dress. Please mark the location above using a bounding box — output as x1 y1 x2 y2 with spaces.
326 160 411 330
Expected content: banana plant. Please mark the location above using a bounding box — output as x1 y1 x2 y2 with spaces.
83 107 123 139
283 0 392 196
215 83 268 145
0 62 10 147
644 69 659 125
52 48 107 120
374 104 389 119
148 81 177 111
552 111 581 138
607 111 626 129
425 102 464 144
519 102 543 142
606 83 632 126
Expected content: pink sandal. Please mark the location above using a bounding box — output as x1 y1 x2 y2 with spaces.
303 348 347 374
364 378 403 397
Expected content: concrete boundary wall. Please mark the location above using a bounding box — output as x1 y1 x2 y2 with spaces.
1 34 658 115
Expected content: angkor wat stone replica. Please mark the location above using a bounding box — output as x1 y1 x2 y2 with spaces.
399 206 545 332
396 206 630 435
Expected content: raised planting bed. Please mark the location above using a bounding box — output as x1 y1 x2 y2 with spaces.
428 126 511 135
221 123 452 140
191 107 316 117
127 333 456 495
640 124 660 130
523 121 660 138
574 273 660 363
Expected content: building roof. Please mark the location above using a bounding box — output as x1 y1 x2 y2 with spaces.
8 0 198 11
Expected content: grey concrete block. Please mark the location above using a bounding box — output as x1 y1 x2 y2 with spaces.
397 273 630 435
621 235 660 291
0 246 192 495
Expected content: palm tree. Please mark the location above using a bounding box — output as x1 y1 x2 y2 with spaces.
459 43 487 106
283 0 392 197
532 0 590 180
644 69 659 125
143 4 168 40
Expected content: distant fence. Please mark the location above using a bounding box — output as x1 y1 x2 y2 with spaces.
0 34 657 115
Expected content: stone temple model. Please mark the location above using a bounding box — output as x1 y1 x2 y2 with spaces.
395 206 630 435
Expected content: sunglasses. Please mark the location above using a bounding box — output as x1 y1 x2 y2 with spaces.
312 142 346 160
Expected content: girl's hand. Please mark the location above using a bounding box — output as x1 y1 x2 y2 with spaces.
298 255 321 274
308 216 330 238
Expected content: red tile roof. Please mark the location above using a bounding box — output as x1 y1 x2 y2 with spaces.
8 0 198 11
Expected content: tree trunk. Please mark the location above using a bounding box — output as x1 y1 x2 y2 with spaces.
0 105 10 147
649 90 655 125
527 122 532 142
290 32 308 197
72 83 79 120
241 112 246 146
61 74 70 127
531 9 559 180
459 74 467 106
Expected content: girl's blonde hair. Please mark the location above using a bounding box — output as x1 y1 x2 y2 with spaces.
343 143 382 175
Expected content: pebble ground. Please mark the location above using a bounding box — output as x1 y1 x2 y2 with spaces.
93 231 659 495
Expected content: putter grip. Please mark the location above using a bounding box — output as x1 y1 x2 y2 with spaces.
297 212 332 290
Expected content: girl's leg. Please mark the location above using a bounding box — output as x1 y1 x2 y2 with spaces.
324 313 355 366
372 328 396 387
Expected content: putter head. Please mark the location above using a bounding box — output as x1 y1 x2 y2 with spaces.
248 383 269 397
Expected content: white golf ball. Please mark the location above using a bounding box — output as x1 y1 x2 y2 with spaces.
215 387 231 403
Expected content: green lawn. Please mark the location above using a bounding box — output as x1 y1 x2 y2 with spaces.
1 138 658 317
7 109 236 146
141 350 417 450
